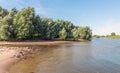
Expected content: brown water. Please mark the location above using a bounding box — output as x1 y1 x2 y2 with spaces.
9 39 120 73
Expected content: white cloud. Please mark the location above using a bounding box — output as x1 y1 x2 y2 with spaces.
35 6 47 15
93 19 120 35
0 0 47 16
15 0 47 16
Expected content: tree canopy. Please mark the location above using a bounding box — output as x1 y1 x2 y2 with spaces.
0 6 92 41
111 32 116 36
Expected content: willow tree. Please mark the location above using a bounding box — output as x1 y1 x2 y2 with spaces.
14 7 35 39
0 7 9 40
0 6 92 41
79 26 92 40
0 16 10 40
0 9 15 40
0 7 8 18
59 28 67 40
72 27 79 40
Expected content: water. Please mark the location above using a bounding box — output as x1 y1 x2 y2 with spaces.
9 39 120 73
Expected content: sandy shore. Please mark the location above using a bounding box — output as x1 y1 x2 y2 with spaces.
0 41 71 46
0 47 32 73
0 49 17 73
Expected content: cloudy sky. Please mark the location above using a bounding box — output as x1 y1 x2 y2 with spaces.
0 0 120 35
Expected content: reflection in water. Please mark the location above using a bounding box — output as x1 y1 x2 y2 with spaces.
9 39 120 73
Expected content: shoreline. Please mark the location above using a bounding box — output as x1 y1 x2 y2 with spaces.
0 49 19 73
0 47 33 73
0 41 72 73
0 41 72 46
0 40 88 73
0 39 91 46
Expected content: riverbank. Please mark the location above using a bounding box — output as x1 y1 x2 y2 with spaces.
0 41 72 73
0 40 89 73
0 49 17 73
0 41 72 46
0 46 33 73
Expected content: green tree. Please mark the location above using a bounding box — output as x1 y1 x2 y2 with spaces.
0 12 14 40
14 7 35 39
93 35 100 38
33 15 42 39
72 28 79 40
0 6 9 18
111 32 116 36
0 7 9 40
45 18 54 39
59 28 67 40
0 6 92 41
79 26 92 40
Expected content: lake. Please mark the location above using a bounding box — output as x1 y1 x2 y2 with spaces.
9 38 120 73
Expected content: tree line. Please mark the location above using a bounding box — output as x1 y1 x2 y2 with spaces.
0 7 92 41
93 32 120 38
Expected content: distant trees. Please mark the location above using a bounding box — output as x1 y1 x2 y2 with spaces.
93 32 120 39
0 6 92 41
93 35 100 38
111 32 116 36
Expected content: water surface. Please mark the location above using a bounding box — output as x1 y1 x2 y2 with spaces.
10 39 120 73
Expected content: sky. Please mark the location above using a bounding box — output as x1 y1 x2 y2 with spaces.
0 0 120 35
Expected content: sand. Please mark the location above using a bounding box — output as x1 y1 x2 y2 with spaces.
0 47 31 73
0 41 71 46
0 49 18 73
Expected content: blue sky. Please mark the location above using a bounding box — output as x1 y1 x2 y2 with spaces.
0 0 120 35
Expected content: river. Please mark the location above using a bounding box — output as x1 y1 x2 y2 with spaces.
9 38 120 73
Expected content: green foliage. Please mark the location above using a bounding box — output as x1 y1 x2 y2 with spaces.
111 32 116 36
59 28 67 40
0 6 92 41
0 8 15 40
93 35 100 38
79 26 92 40
72 26 92 40
0 6 9 18
14 7 35 39
93 32 120 39
0 17 11 40
33 15 42 39
72 28 79 40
